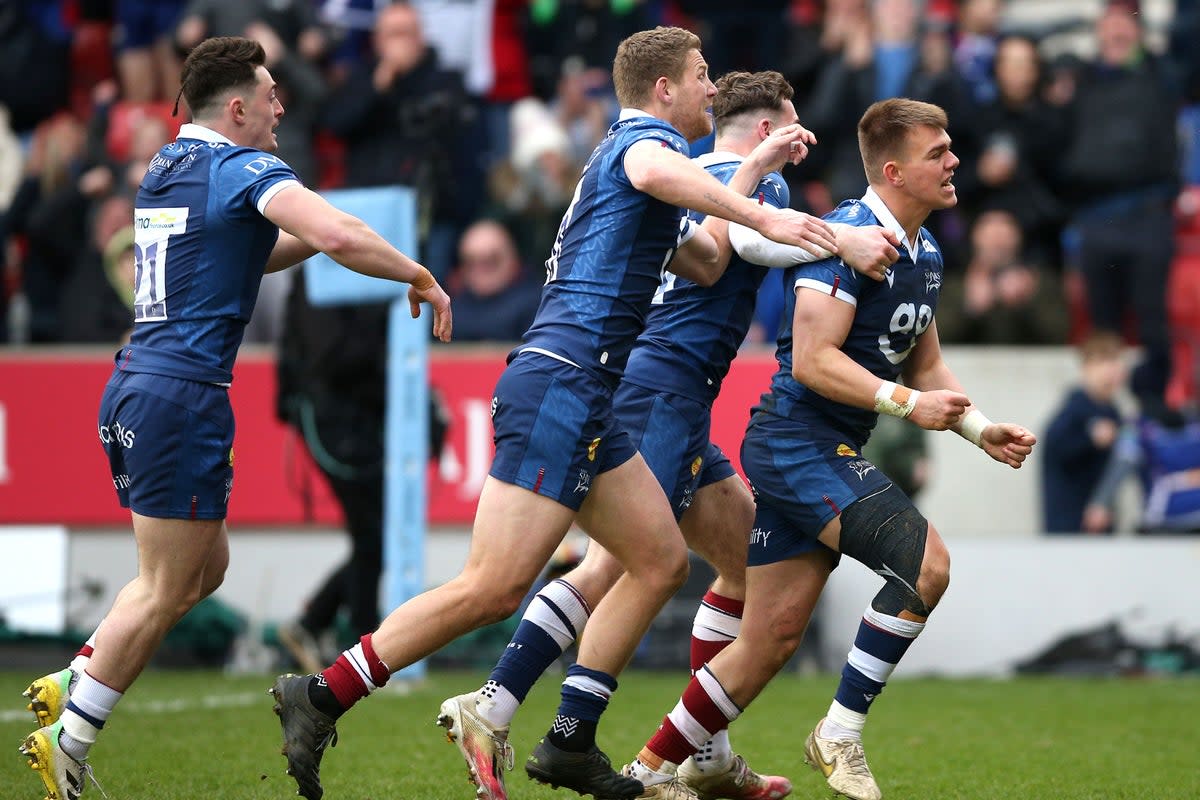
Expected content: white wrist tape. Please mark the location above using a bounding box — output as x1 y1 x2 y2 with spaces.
874 381 920 419
958 409 992 448
676 216 698 247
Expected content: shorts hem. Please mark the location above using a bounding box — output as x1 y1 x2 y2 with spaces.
128 504 228 521
488 469 585 512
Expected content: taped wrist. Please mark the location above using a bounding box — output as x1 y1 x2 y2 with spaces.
410 266 435 292
957 409 991 448
874 381 920 419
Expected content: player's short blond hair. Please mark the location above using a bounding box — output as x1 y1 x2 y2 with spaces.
612 26 702 108
857 98 949 184
712 71 794 131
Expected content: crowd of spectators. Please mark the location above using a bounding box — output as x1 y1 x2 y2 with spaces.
1 0 1199 409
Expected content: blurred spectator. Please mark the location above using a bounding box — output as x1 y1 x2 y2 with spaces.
938 209 1067 345
552 60 617 170
74 81 174 202
412 0 532 180
794 0 970 219
448 219 541 342
1056 0 1179 406
113 0 187 102
248 21 327 186
317 0 387 77
673 0 788 75
3 113 92 342
1083 403 1200 534
1040 332 1126 534
323 3 474 280
489 97 575 265
956 34 1068 264
953 0 1003 105
176 0 328 63
0 0 71 134
58 203 136 344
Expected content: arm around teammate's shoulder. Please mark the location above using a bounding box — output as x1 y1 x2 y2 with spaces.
262 184 453 341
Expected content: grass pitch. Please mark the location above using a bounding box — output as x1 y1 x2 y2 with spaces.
1 669 1195 799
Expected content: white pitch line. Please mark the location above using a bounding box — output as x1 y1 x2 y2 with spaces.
0 690 263 724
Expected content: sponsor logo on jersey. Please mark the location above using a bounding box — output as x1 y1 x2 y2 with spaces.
836 444 857 457
133 206 189 235
587 437 602 462
848 459 876 480
925 269 942 293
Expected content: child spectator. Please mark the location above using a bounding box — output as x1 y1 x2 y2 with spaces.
1041 332 1127 533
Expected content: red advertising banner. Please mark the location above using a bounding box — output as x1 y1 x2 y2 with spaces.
0 348 776 526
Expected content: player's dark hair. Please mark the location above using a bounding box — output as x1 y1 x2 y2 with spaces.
857 98 949 183
712 71 794 129
176 36 266 119
613 26 701 108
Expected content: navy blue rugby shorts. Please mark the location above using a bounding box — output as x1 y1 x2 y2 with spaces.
613 381 735 520
98 368 234 520
489 352 637 511
740 415 898 567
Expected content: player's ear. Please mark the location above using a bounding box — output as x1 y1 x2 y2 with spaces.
655 75 672 104
883 160 904 187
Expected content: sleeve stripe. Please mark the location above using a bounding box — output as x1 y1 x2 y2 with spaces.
256 179 301 215
795 276 857 306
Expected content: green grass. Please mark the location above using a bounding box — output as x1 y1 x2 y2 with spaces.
2 669 1196 799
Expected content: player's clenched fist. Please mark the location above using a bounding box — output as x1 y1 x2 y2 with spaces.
979 423 1037 469
909 389 970 431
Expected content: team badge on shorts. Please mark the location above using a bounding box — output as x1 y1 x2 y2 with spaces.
587 437 602 462
836 444 857 457
690 455 703 477
848 459 876 480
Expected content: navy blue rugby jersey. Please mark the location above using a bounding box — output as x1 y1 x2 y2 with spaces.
623 152 787 407
754 188 945 445
118 123 301 384
517 111 690 388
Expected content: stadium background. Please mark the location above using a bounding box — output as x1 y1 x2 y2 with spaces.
1 0 1198 770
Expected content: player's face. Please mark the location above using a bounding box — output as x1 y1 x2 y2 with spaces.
670 49 716 141
898 125 958 211
245 66 284 152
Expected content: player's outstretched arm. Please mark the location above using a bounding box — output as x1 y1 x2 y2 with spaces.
728 222 899 279
902 319 1036 466
266 230 319 273
262 184 452 341
623 137 837 258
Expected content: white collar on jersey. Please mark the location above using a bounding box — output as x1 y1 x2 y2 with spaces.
618 108 654 121
693 150 743 168
860 187 928 259
177 123 234 145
